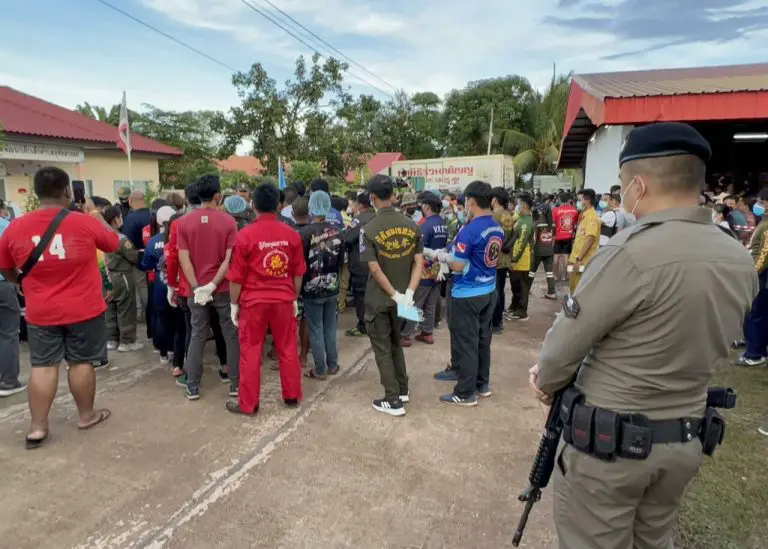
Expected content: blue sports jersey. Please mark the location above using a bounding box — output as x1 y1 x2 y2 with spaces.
451 214 503 299
420 215 449 287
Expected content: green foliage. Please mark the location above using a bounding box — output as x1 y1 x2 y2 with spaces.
220 170 251 189
23 191 40 212
289 160 322 184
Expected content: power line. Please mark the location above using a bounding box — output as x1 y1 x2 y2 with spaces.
258 0 399 92
93 0 240 73
238 0 393 98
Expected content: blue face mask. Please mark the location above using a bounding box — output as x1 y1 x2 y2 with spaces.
754 204 765 217
515 204 521 213
457 211 465 223
576 200 584 211
598 200 608 209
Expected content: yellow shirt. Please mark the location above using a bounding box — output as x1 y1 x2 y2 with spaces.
570 208 600 265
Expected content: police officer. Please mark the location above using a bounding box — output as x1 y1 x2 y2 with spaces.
529 122 758 549
360 175 423 417
344 192 376 337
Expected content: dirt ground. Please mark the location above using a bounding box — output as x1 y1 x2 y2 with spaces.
0 286 560 549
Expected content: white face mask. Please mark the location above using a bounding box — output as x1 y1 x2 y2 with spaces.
621 178 644 216
442 199 450 210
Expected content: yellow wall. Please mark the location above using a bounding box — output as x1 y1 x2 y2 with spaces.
3 151 160 208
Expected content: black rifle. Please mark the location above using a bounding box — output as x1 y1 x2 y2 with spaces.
512 383 571 547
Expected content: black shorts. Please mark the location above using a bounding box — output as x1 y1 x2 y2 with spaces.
28 314 107 367
553 239 573 255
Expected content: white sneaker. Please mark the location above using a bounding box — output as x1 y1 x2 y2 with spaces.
107 341 118 351
118 342 145 352
160 355 171 366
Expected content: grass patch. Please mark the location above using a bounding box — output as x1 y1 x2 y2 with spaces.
677 359 768 549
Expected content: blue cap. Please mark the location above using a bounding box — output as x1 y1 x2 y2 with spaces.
619 122 712 167
224 195 247 215
309 190 331 218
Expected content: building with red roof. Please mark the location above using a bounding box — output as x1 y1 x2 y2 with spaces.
215 155 265 177
558 63 768 193
0 86 182 206
345 152 405 183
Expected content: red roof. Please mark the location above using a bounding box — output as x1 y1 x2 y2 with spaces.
558 63 768 169
0 86 182 156
345 152 405 182
215 155 265 176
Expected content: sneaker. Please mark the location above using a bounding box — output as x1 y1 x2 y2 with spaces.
513 315 529 322
401 337 412 348
504 311 520 321
434 321 442 330
185 386 200 400
229 383 239 398
218 369 230 383
93 360 110 371
152 349 161 355
345 328 366 337
284 398 299 407
759 425 768 437
477 384 492 398
544 293 557 300
372 398 406 417
735 355 767 367
175 374 188 388
415 332 434 345
399 390 410 403
118 342 145 352
731 339 746 349
160 355 170 366
226 401 256 415
434 367 459 381
492 325 504 334
106 340 118 351
439 393 478 407
0 380 27 397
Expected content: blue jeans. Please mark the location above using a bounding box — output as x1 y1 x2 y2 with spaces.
304 295 339 375
744 272 768 359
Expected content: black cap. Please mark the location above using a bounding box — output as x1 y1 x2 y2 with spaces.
619 122 712 167
367 174 394 199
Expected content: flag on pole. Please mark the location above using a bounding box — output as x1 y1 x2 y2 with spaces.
278 156 287 190
117 91 132 156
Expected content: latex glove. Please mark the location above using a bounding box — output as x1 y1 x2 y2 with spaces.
436 262 450 282
231 304 240 327
293 300 299 318
422 247 438 260
404 289 415 307
193 282 216 305
167 287 177 308
391 291 407 307
435 250 452 264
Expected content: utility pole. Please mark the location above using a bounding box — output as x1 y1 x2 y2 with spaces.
487 107 494 156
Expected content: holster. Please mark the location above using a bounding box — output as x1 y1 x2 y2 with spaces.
700 407 726 456
559 388 583 445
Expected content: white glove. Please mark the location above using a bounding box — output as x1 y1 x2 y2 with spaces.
391 291 408 307
167 287 177 308
230 304 240 327
293 300 299 318
436 250 452 264
404 289 415 307
422 247 438 260
193 282 216 305
436 262 450 282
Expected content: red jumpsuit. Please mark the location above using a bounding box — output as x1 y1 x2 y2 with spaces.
227 213 306 413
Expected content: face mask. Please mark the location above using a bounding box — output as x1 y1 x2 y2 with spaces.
598 200 608 209
413 210 423 223
457 211 465 223
620 177 644 217
346 206 353 214
442 199 450 209
753 204 765 217
515 204 521 213
576 200 584 211
711 211 718 224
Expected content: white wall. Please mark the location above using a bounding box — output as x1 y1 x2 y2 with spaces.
584 125 634 194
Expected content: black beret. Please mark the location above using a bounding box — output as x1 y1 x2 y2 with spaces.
619 122 712 167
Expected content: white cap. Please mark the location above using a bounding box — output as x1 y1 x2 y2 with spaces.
156 206 175 225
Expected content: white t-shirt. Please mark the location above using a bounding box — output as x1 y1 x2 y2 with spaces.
600 210 618 246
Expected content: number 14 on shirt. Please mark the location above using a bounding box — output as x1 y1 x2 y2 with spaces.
31 234 66 260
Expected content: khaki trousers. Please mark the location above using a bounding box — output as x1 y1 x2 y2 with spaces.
553 439 703 549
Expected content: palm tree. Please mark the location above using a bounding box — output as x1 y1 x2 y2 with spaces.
75 102 121 125
496 67 572 175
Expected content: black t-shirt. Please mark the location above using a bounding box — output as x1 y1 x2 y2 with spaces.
298 221 345 298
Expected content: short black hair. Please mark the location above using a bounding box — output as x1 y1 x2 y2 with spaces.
34 166 70 200
519 194 534 210
367 175 394 200
420 193 442 214
185 182 201 206
331 195 348 212
464 180 492 209
151 198 169 211
196 174 221 201
294 181 306 197
610 184 621 194
356 192 371 208
579 188 597 205
91 196 112 209
292 196 309 218
165 212 184 244
103 205 122 225
490 186 510 209
310 178 330 193
253 183 279 213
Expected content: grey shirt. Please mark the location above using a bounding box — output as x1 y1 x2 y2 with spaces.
537 206 757 420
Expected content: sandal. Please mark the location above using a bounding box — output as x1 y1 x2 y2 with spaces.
25 431 49 450
78 408 111 430
304 369 327 380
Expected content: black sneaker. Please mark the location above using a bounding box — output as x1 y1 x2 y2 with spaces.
731 339 746 349
226 401 257 415
218 369 230 383
372 398 406 417
185 386 200 401
284 398 299 407
492 325 504 334
229 383 239 398
0 380 27 398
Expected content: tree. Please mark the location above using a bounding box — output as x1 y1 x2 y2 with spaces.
75 102 121 125
441 76 537 157
220 170 251 189
494 69 572 175
289 160 322 183
215 53 349 173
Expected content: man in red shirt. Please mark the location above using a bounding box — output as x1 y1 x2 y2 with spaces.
177 175 240 401
552 194 578 282
0 167 120 448
226 183 306 415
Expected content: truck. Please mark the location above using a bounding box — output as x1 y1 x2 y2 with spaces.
380 154 516 193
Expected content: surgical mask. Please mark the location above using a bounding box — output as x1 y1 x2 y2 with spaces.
598 200 608 210
442 199 450 209
620 178 644 217
576 200 584 211
457 211 465 223
753 204 765 217
413 210 423 223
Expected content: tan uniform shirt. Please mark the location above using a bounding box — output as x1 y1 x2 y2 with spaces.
538 206 758 420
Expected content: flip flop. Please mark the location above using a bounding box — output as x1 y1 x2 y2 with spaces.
78 408 111 431
25 431 49 450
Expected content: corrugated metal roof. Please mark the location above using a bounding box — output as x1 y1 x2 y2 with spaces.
574 63 768 99
0 86 182 156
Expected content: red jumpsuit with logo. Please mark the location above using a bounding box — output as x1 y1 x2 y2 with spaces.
227 213 306 413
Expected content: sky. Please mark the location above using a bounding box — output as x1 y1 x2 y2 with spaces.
2 0 768 116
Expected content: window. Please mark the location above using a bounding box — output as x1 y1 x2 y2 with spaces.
86 180 93 197
113 180 152 200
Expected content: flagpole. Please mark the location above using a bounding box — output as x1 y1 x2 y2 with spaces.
487 107 494 156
